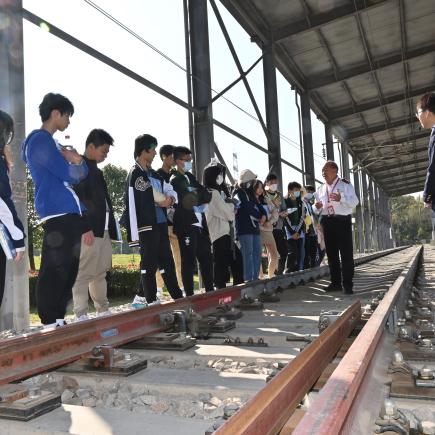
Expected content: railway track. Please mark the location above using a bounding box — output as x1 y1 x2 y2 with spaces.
1 245 432 435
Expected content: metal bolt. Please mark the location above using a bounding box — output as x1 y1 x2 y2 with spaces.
392 350 404 364
124 352 132 361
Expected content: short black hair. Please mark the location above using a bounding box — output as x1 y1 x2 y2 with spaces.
0 110 14 146
288 181 301 191
173 146 191 162
265 173 278 183
134 134 158 159
417 93 435 114
86 129 114 148
39 93 74 122
305 185 315 193
159 144 174 160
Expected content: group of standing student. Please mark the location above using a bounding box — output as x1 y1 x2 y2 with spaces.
8 91 363 327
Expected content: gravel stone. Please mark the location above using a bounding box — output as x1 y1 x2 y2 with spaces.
61 376 79 392
224 403 240 418
61 389 75 404
75 388 92 399
82 397 97 407
210 397 223 407
199 393 213 403
150 402 169 413
140 395 158 406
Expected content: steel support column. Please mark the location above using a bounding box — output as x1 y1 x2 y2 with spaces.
300 93 315 186
0 2 28 330
188 0 214 174
368 177 378 251
374 183 382 250
262 43 283 189
340 142 350 180
325 124 334 161
353 167 364 253
361 171 371 251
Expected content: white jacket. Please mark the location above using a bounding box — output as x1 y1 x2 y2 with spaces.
204 189 235 243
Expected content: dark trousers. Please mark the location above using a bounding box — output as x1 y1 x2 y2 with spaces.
285 237 303 273
37 214 83 324
178 226 214 296
321 215 354 289
212 234 244 289
304 235 318 269
0 249 6 308
139 223 183 302
273 229 288 274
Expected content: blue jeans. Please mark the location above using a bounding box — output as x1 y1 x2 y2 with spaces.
239 234 262 281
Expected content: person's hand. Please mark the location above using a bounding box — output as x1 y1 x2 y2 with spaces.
158 196 174 208
83 230 95 246
330 192 341 202
259 215 267 225
279 211 288 217
292 233 300 240
61 148 83 165
14 251 25 262
314 201 323 209
424 201 432 209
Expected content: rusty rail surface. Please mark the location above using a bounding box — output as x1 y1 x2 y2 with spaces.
0 246 407 386
214 301 362 435
292 245 422 435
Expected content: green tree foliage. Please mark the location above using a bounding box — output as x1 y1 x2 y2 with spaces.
102 164 127 216
390 195 432 243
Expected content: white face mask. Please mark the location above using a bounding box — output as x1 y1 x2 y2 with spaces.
267 183 278 192
216 174 224 185
304 193 314 201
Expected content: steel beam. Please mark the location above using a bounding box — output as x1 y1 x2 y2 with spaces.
188 0 214 174
325 124 334 160
329 85 435 121
272 0 390 42
0 1 28 331
349 130 428 149
346 117 419 142
262 43 283 189
301 93 315 186
374 157 428 176
391 184 425 196
307 43 435 91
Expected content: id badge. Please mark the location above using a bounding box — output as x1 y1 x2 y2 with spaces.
327 205 335 216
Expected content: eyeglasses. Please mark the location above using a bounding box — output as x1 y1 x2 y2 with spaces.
415 109 425 119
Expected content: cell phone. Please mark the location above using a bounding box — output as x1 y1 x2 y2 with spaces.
59 145 74 151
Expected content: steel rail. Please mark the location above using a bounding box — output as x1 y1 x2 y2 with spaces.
292 245 422 435
0 247 406 386
214 301 361 435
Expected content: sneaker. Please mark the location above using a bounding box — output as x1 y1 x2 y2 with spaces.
148 300 161 307
56 319 67 327
43 319 67 329
325 283 343 292
132 295 148 309
97 310 111 317
75 314 89 322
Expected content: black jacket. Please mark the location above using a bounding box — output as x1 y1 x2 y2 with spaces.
424 129 435 205
121 162 170 247
73 156 117 239
170 170 211 235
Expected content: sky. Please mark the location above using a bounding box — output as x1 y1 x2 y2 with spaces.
21 0 378 191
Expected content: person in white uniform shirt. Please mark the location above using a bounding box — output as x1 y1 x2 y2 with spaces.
314 160 359 294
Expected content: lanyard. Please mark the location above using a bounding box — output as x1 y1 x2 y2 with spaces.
326 178 340 197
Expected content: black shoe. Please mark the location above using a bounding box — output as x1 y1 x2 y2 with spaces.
325 283 343 292
343 288 353 295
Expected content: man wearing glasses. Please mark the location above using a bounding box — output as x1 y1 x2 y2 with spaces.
416 93 435 210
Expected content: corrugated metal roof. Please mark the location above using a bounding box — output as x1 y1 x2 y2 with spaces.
221 0 435 195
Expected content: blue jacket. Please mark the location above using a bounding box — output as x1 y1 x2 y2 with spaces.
0 156 25 249
424 129 435 206
21 129 88 220
233 187 267 236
